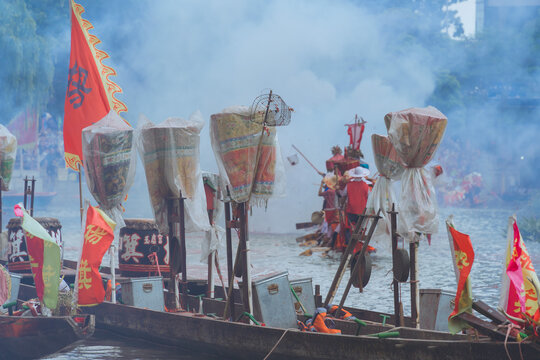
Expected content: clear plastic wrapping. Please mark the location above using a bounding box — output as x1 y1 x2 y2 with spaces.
136 112 210 234
384 106 447 238
210 106 285 206
0 125 17 191
82 111 136 227
366 135 404 246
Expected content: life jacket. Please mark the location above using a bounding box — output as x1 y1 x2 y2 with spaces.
310 307 341 334
105 280 121 302
326 304 357 321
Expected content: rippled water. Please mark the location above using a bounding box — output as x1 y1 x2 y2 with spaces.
44 206 539 359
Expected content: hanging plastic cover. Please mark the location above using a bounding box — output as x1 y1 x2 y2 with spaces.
209 106 285 206
200 171 224 262
82 110 136 228
366 134 404 247
136 111 210 235
384 106 447 238
0 125 17 191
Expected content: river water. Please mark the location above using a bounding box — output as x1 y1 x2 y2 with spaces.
40 206 539 359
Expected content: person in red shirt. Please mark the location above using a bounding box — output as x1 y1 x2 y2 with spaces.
345 166 371 225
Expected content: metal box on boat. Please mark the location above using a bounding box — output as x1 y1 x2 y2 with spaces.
118 276 164 312
250 272 297 328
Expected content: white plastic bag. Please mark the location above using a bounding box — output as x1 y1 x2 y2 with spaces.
384 106 447 239
366 135 403 247
136 112 210 234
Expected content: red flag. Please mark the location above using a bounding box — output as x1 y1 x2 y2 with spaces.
63 0 128 171
446 219 475 333
14 204 61 309
499 216 540 324
76 205 116 306
346 123 365 151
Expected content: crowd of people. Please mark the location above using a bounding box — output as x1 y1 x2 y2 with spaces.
315 146 375 253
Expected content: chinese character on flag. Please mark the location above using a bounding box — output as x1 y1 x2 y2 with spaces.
76 204 116 306
446 217 475 334
14 204 61 309
64 0 128 171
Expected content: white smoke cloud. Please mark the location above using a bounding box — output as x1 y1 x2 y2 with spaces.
79 0 443 231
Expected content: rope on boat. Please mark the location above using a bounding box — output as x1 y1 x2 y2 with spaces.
503 323 524 360
263 329 290 360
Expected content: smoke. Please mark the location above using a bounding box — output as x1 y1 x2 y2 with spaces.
10 0 535 231
70 0 445 231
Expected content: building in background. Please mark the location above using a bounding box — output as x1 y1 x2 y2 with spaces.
476 0 540 33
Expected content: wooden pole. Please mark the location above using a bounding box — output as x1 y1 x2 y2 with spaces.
410 239 419 328
78 164 83 224
179 196 187 299
388 203 401 327
207 208 215 299
30 177 35 216
291 144 325 177
109 244 116 303
239 202 252 317
224 200 235 320
23 177 28 210
207 252 215 298
168 198 180 310
324 212 368 306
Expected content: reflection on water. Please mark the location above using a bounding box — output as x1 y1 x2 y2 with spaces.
47 206 539 359
41 329 211 359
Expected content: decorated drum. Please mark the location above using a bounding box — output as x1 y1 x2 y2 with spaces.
119 219 170 277
6 217 63 273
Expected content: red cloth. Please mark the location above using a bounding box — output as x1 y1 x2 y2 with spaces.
204 183 215 211
63 2 127 171
77 205 115 306
346 181 369 215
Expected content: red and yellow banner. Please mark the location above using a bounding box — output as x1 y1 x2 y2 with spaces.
499 216 540 324
63 0 127 171
446 217 474 334
14 204 61 309
76 204 116 306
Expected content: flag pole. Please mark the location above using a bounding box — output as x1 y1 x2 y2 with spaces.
78 164 83 224
109 244 116 303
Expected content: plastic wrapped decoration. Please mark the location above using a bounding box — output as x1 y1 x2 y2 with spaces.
0 125 17 191
136 112 210 235
366 134 404 247
82 111 136 227
384 106 447 238
200 172 224 263
210 106 285 206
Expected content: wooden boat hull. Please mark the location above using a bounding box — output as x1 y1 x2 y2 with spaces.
0 314 95 360
85 301 536 360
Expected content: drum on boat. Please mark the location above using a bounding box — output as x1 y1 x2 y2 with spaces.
6 217 63 273
118 219 170 277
